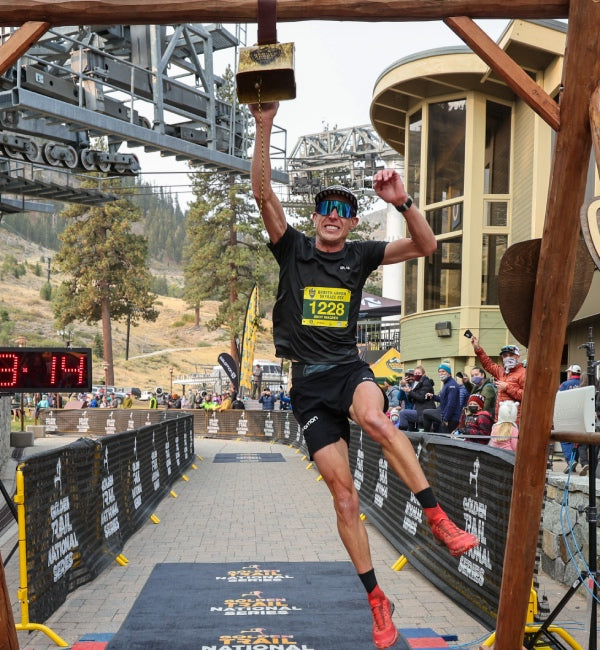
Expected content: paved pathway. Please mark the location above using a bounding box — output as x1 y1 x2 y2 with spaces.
0 436 591 649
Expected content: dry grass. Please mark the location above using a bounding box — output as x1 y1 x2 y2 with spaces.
0 232 277 391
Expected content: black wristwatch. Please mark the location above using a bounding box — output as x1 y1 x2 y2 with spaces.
394 196 413 213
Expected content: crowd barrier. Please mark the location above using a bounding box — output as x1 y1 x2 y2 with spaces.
15 414 195 636
35 408 513 631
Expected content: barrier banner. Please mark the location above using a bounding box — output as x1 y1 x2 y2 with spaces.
40 408 180 436
19 415 194 623
32 407 514 628
348 430 514 630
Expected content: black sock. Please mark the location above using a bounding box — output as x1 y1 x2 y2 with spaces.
358 568 378 594
415 487 437 509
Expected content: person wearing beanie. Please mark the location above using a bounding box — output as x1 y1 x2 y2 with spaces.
469 334 526 424
558 364 583 473
454 393 493 444
489 400 519 451
249 100 478 650
422 363 462 433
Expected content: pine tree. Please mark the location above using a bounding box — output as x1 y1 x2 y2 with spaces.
52 195 159 384
183 171 276 362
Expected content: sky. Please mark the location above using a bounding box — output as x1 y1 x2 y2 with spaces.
137 19 512 208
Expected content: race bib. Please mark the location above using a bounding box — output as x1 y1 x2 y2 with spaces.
301 286 351 327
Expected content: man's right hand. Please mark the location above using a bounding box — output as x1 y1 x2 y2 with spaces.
471 335 481 352
248 101 279 121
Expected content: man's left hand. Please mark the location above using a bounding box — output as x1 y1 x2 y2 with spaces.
373 168 408 206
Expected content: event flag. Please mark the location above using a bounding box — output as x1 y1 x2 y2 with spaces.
217 352 239 391
239 284 259 394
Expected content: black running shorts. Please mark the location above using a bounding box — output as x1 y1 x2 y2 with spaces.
290 359 388 458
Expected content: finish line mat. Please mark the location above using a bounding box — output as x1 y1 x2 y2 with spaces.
213 452 286 463
105 561 431 649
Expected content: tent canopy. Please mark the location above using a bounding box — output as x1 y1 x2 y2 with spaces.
359 291 402 319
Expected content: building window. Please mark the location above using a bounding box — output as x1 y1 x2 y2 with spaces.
427 203 463 235
424 237 462 310
484 200 508 227
426 99 466 204
407 110 422 206
484 101 511 194
403 258 418 316
481 234 507 305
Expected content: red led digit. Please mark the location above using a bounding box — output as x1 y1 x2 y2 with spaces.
60 354 85 384
50 354 58 385
0 353 18 387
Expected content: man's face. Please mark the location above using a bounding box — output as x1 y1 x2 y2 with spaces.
313 195 358 248
471 369 483 381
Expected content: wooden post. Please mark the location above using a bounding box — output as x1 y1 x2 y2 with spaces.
0 22 49 75
0 0 571 27
493 0 600 647
0 551 19 650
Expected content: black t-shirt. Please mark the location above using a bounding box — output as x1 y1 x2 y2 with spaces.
268 225 387 364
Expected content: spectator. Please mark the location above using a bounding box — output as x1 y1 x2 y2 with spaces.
463 367 496 415
181 394 190 409
489 400 519 451
201 394 217 410
251 364 263 399
470 336 526 424
216 391 232 411
558 364 582 473
423 363 461 433
230 391 245 410
382 377 402 409
389 407 401 428
455 372 469 411
454 394 493 444
258 387 277 410
278 387 292 410
396 365 436 431
121 393 133 408
148 392 158 409
168 393 182 409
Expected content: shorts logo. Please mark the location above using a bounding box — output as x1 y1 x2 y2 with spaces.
302 416 319 432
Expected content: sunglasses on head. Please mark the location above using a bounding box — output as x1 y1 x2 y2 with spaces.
315 199 356 219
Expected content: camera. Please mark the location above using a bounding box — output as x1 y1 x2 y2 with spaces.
464 329 473 339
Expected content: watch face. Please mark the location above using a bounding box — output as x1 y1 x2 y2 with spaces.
0 347 92 392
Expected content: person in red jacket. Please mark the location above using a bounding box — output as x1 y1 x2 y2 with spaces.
470 336 527 424
454 393 493 443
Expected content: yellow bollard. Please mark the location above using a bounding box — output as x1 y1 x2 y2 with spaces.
170 490 178 498
391 556 408 571
150 514 160 524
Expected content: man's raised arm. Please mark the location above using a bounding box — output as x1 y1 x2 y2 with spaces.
248 101 287 244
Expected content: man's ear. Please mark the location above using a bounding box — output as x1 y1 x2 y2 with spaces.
348 216 360 230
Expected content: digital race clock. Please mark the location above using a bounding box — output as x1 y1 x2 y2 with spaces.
0 348 92 392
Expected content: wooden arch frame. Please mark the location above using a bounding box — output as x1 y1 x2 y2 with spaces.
0 3 598 649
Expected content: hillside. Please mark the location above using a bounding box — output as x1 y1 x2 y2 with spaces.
0 228 278 392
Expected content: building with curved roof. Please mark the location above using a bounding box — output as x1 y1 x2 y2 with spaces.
370 19 599 378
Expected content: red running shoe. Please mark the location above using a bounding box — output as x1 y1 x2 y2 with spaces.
430 516 479 557
368 587 399 649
